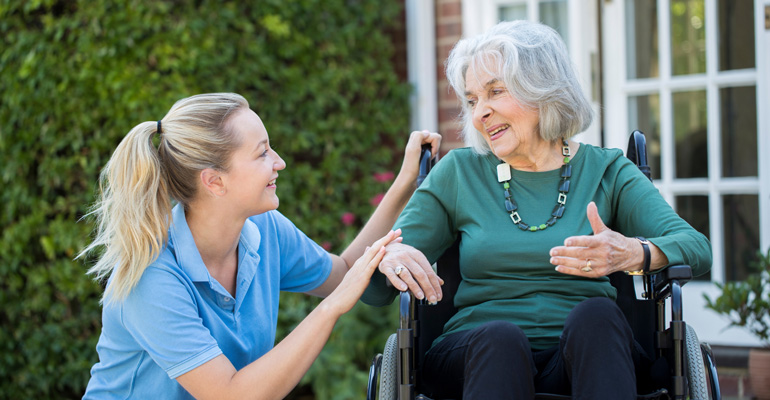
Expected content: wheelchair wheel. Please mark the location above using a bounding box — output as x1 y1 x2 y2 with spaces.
685 324 709 399
378 333 398 400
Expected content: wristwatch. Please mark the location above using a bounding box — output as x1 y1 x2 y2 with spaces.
626 236 651 276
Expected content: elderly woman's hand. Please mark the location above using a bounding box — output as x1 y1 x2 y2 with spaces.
550 202 646 277
397 130 442 184
378 242 443 304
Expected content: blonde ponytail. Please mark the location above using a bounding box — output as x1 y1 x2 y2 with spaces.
79 93 249 303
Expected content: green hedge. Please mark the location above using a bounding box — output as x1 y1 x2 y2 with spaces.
0 0 408 398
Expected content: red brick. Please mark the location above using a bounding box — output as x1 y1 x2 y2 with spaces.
439 1 462 18
437 21 462 37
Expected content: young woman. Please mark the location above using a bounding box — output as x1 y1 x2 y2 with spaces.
80 93 440 399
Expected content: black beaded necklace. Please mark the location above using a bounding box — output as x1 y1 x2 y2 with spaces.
497 139 572 232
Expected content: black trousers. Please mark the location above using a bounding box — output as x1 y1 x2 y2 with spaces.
422 297 640 400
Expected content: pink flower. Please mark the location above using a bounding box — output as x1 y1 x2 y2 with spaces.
370 193 385 206
373 171 395 183
341 212 356 226
320 241 332 251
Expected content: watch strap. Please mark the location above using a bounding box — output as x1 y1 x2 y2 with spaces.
626 236 651 275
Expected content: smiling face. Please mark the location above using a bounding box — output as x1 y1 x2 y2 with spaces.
221 108 286 217
464 62 543 166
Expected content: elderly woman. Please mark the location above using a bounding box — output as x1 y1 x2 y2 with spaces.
80 93 440 399
362 21 710 399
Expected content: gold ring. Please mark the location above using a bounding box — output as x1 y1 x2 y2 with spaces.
394 265 404 276
581 260 593 273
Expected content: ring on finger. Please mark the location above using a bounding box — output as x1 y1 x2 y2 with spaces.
581 260 593 273
394 265 404 276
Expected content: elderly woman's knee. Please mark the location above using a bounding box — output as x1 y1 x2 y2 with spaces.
564 297 630 338
468 320 529 350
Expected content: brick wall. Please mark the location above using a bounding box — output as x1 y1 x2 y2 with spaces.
435 0 464 151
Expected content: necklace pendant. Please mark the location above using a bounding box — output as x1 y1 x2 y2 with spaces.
497 163 511 182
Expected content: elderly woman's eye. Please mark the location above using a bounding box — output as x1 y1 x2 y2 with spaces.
467 99 477 107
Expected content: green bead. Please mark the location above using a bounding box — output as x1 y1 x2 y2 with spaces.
503 182 510 189
564 157 570 164
538 224 547 230
529 226 538 232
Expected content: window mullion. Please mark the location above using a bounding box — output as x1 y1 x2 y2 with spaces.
703 0 721 283
755 0 770 256
658 0 674 193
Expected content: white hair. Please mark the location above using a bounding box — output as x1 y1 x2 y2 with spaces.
445 20 593 154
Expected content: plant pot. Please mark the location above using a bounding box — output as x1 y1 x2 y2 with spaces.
749 348 770 400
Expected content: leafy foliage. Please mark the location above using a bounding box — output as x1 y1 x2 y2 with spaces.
0 0 407 398
704 248 770 346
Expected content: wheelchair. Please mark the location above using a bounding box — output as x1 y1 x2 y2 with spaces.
367 131 721 400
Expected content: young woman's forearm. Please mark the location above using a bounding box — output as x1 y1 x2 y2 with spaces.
230 301 340 399
340 173 415 266
180 235 397 400
178 300 341 400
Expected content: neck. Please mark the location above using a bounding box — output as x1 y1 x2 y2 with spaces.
503 139 566 172
185 200 243 274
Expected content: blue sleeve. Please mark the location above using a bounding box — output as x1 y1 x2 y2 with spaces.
260 211 333 292
119 266 222 379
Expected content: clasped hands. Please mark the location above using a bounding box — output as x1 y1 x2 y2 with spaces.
379 202 646 302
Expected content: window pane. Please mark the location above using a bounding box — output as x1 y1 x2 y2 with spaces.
722 195 760 281
628 95 661 180
676 195 710 280
500 4 527 21
671 0 706 76
718 0 755 71
625 0 658 79
539 0 568 40
721 86 757 177
672 90 708 178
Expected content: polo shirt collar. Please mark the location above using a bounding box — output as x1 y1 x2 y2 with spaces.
169 204 210 282
169 204 263 288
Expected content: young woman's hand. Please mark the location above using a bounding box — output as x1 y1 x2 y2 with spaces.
377 242 443 304
397 130 441 184
324 229 402 316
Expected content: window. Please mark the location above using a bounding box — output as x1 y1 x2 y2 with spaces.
603 0 768 345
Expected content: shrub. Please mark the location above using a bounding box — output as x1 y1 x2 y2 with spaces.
0 0 408 398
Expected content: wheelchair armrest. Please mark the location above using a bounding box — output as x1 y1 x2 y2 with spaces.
652 265 692 299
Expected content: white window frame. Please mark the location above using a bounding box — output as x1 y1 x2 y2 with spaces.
406 0 438 132
602 0 770 347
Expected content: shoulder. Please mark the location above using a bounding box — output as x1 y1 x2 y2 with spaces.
577 143 637 176
578 143 626 163
246 210 323 258
442 147 487 163
133 252 193 300
432 147 493 175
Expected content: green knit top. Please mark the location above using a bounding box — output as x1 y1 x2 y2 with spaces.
361 144 711 351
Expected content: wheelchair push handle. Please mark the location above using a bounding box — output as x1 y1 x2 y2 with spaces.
417 144 435 188
627 130 652 182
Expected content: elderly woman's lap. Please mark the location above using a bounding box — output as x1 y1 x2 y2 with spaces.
422 297 638 400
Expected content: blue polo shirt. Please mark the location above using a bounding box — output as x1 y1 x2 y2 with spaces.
83 204 332 399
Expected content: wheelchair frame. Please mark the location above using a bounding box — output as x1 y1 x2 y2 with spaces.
368 131 721 400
